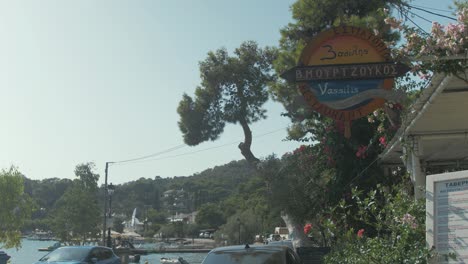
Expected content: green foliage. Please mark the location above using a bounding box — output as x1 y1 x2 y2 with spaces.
387 5 467 79
159 224 176 238
51 163 101 244
74 163 99 192
215 209 264 245
452 0 468 10
113 216 125 233
259 153 330 224
111 177 162 216
24 178 73 211
323 180 433 263
146 208 168 225
178 41 276 145
195 203 225 229
0 167 33 249
24 160 262 237
184 223 200 238
271 0 403 129
177 41 277 163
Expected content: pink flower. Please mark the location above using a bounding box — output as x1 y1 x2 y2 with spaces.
401 213 418 229
293 145 307 154
356 145 367 159
357 229 365 238
458 8 467 23
393 103 403 110
379 136 387 147
304 223 312 234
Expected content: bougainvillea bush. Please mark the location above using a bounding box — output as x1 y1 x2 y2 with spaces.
387 7 467 78
321 179 435 263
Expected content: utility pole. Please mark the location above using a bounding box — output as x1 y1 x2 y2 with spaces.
102 162 112 245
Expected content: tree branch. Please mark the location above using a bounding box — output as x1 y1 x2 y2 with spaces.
238 118 260 165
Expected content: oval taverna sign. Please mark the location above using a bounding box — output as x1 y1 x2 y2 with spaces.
281 26 408 137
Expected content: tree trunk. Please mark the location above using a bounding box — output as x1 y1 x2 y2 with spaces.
238 118 260 165
281 212 312 249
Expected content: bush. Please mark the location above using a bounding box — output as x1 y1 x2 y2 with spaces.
323 180 434 263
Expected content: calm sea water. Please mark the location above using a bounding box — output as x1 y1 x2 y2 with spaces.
2 239 207 264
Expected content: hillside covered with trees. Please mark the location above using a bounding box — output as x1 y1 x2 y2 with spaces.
22 159 285 244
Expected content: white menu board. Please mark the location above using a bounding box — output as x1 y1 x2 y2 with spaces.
428 171 468 263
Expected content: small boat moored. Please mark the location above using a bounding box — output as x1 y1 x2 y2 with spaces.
37 242 62 252
160 257 189 264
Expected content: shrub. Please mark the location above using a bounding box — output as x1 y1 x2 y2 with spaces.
323 180 435 263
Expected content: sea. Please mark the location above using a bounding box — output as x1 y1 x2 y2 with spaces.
2 239 207 264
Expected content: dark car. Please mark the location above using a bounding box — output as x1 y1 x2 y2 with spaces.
201 244 302 264
34 246 121 264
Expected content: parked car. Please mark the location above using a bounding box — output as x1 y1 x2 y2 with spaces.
201 244 302 264
266 239 294 250
34 246 121 264
267 234 282 242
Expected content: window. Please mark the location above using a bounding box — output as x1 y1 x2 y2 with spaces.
101 248 113 259
286 250 300 264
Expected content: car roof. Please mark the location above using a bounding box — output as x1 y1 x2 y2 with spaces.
56 246 111 250
209 244 290 253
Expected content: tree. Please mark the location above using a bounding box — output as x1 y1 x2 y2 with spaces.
215 209 263 245
74 162 99 192
113 216 125 233
177 41 277 164
52 163 101 244
262 0 413 247
195 203 225 229
0 167 33 249
146 208 168 224
271 0 402 132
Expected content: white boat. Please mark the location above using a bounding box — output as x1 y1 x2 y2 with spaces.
160 257 189 264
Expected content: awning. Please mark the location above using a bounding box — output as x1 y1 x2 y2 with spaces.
380 71 468 167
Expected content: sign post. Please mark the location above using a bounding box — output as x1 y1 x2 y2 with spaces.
427 170 468 263
281 26 409 137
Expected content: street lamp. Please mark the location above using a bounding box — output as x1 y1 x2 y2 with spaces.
106 183 115 248
237 218 241 244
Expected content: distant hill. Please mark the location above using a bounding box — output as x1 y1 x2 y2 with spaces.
25 159 257 220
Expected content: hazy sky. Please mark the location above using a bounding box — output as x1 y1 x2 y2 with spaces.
0 0 456 184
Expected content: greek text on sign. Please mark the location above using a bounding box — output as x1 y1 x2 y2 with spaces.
288 62 409 82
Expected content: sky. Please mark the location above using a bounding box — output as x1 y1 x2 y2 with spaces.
0 0 458 185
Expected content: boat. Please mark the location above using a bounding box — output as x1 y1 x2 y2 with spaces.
38 242 61 252
0 251 11 263
27 230 54 241
160 257 189 264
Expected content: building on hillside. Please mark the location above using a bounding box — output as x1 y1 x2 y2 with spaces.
167 211 198 224
162 188 189 213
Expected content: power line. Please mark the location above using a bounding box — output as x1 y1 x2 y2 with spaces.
114 127 289 166
397 5 430 35
407 9 434 24
410 4 452 13
407 4 457 21
111 144 186 165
